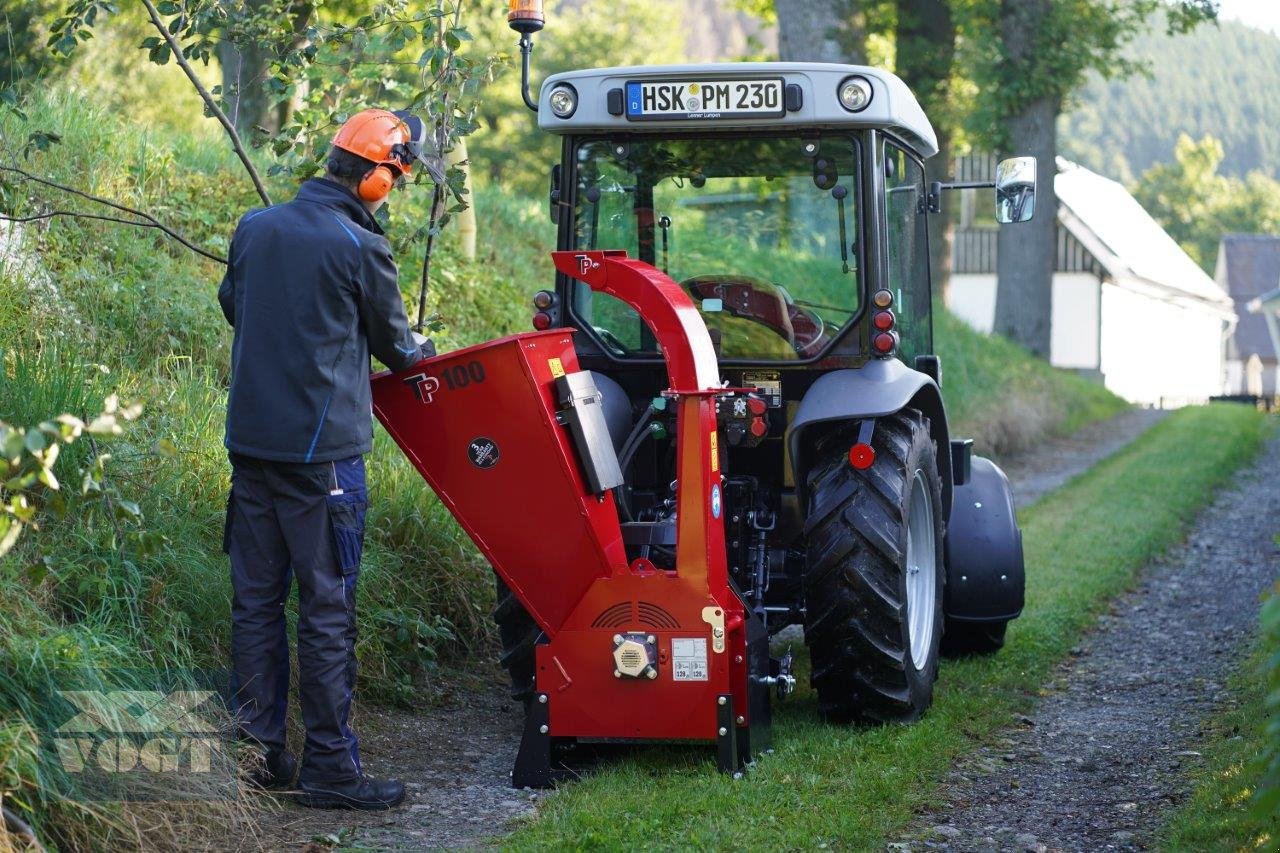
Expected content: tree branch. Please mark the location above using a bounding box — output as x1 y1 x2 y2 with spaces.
0 166 227 264
139 0 273 207
0 211 226 264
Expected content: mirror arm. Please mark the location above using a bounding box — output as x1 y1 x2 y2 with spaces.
928 179 997 214
518 33 539 113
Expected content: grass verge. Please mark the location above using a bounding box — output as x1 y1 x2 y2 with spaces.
1160 575 1280 851
1159 644 1275 850
505 404 1268 849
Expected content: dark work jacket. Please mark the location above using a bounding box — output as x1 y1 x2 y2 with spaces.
219 178 424 463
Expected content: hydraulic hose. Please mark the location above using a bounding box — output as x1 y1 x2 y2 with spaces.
613 405 658 521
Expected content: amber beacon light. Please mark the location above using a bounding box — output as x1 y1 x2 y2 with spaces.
508 0 545 33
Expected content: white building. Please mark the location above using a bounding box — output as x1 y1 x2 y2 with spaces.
1217 234 1280 399
947 158 1236 407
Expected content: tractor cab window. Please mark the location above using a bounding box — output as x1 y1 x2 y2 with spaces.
882 141 932 361
571 135 862 361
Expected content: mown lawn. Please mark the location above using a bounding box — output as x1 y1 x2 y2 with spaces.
505 404 1268 850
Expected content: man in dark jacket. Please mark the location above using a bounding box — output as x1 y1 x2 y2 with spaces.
218 109 435 810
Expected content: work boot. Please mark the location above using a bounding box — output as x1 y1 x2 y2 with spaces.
246 748 298 790
294 775 406 810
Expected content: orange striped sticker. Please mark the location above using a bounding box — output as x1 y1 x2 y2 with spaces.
710 430 719 471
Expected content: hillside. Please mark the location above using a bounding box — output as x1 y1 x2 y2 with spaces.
1061 18 1280 182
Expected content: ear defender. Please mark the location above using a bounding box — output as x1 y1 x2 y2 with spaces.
357 164 396 202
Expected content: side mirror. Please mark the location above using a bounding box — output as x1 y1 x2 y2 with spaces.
995 156 1037 224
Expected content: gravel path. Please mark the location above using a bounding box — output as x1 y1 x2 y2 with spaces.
902 428 1280 852
248 406 1184 851
252 668 532 851
1001 408 1167 509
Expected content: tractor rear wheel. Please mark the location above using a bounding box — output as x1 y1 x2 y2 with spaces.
802 410 945 724
493 575 541 704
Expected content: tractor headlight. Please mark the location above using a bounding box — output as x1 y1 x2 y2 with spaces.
548 84 578 118
837 76 873 112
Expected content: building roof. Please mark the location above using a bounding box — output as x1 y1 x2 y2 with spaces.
538 63 939 157
1217 234 1280 362
1054 160 1233 312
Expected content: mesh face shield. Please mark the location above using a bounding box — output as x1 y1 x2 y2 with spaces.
392 111 447 184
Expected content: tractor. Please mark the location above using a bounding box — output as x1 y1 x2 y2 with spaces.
371 2 1031 786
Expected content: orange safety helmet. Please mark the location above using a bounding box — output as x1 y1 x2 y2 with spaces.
331 108 434 203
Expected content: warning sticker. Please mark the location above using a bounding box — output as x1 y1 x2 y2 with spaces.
671 637 708 682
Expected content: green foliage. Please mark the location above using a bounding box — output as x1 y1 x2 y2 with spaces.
1132 134 1280 272
465 0 685 194
962 1 1216 151
1258 583 1280 827
1062 18 1280 182
0 389 145 559
0 0 69 88
1160 589 1280 848
507 404 1266 848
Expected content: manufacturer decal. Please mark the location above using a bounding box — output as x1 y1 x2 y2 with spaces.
467 437 500 469
403 360 486 404
575 254 600 277
710 483 721 519
403 372 441 404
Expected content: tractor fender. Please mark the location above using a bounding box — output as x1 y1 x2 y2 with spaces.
943 456 1025 623
788 360 952 514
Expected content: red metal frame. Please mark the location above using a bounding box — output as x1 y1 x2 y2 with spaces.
371 250 749 751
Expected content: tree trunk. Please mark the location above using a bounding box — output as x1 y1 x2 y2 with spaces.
992 0 1056 359
994 96 1058 358
894 0 955 305
218 34 273 136
448 139 477 261
775 0 867 63
218 1 313 137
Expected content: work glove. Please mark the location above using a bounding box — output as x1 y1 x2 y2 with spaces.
412 331 436 360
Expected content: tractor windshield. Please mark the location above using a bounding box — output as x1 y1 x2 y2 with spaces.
571 134 862 361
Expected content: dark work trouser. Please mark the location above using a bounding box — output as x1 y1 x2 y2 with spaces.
224 453 368 784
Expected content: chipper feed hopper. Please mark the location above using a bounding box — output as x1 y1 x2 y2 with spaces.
372 251 776 785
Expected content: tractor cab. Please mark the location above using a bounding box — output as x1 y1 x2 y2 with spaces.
536 63 942 369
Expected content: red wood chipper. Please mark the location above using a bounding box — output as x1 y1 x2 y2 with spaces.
372 2 1032 787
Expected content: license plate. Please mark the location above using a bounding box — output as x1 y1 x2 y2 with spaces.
625 78 785 121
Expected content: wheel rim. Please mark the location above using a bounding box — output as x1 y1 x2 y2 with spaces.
905 469 936 670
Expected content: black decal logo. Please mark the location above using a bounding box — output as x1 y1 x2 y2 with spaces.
404 372 441 404
467 437 500 469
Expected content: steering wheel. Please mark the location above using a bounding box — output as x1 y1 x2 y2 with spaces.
681 275 827 357
593 325 630 354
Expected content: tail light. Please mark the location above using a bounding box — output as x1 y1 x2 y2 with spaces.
872 289 893 309
532 312 552 330
873 310 895 331
872 331 898 355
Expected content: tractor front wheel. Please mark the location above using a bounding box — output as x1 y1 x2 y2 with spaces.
802 410 945 724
